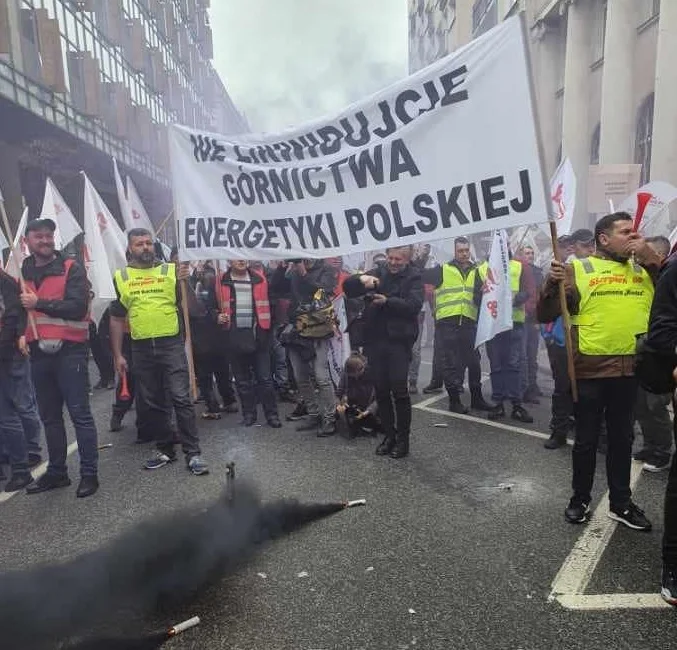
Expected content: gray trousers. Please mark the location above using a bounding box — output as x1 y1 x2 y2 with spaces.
288 339 335 420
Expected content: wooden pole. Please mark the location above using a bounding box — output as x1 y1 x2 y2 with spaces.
179 276 198 401
0 203 39 340
155 209 174 239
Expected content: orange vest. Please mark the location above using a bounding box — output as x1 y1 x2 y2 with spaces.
25 259 90 343
218 271 271 330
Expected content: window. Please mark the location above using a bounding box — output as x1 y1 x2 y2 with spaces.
590 123 600 165
635 93 655 185
637 0 660 27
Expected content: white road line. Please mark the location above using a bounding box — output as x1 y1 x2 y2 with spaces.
557 593 671 610
0 441 78 504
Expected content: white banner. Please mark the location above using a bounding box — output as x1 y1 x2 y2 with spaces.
169 17 548 261
475 229 513 348
40 178 82 249
547 157 576 236
5 208 29 278
328 295 351 389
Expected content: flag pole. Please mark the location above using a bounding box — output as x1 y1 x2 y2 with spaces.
519 11 578 402
155 209 174 239
179 277 198 401
0 202 39 341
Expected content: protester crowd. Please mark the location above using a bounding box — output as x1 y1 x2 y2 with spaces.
1 211 677 604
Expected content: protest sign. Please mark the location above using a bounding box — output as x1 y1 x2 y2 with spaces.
169 16 548 261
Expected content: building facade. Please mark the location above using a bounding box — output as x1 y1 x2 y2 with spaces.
409 0 675 230
0 0 246 233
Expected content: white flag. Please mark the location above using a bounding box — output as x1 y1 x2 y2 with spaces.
126 176 156 236
545 157 576 237
82 173 127 278
0 225 8 251
40 178 82 249
113 158 132 231
475 229 513 348
4 207 29 278
618 180 677 237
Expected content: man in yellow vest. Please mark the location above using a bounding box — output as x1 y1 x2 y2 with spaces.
479 254 534 423
110 228 208 476
539 212 660 530
422 237 493 413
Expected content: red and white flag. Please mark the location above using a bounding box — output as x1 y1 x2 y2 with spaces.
113 158 131 229
618 181 677 236
126 176 156 236
82 173 127 276
475 229 513 348
40 178 82 249
544 157 576 237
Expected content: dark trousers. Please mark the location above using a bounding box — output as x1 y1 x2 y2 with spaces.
0 356 31 474
438 319 482 397
486 326 525 404
195 350 235 413
546 343 574 437
572 377 637 509
342 407 381 438
366 341 412 439
429 322 443 386
31 343 98 478
231 341 278 420
132 335 200 459
523 321 540 394
635 387 673 463
663 402 677 565
89 322 114 383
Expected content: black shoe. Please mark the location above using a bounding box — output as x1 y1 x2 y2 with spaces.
390 440 409 459
296 415 321 432
544 434 567 450
448 395 469 415
487 403 505 420
565 497 590 524
608 502 652 531
317 418 337 437
422 383 443 395
470 393 495 411
220 402 240 414
511 404 534 424
76 476 99 498
242 414 257 427
109 412 124 432
376 435 396 456
26 474 72 495
266 416 282 429
4 473 33 493
661 565 677 606
287 402 308 421
27 453 42 469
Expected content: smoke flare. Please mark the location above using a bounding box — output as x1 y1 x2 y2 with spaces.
0 483 347 648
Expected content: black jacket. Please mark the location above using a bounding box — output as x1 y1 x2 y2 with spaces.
344 264 423 345
0 270 27 361
290 262 337 317
646 255 677 353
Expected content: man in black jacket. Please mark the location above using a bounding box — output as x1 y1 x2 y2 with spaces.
344 246 423 458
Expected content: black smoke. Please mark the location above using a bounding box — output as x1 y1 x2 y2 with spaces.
0 483 345 648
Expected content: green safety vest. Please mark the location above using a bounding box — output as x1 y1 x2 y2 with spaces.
477 259 525 324
435 264 478 321
570 256 653 356
114 263 179 341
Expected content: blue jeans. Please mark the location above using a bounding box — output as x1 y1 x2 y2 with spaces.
486 326 525 404
31 344 99 478
0 357 31 474
6 355 42 455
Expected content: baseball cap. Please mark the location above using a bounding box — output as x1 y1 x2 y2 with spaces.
570 229 594 244
25 218 56 235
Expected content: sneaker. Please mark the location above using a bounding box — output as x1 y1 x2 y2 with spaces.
187 456 209 476
511 404 534 424
565 497 590 524
242 414 257 427
661 565 677 606
266 416 282 429
4 473 33 493
487 402 505 421
608 502 652 531
317 417 336 437
143 452 176 470
286 402 308 421
422 383 443 395
643 457 671 473
26 473 72 494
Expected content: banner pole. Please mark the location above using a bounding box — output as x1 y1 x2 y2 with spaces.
0 203 39 340
155 209 174 238
180 277 198 401
519 11 578 402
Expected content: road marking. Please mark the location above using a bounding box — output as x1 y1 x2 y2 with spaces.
0 441 78 504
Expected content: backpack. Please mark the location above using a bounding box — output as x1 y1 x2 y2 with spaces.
295 288 337 339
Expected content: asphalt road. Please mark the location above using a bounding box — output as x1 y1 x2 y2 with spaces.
0 345 675 649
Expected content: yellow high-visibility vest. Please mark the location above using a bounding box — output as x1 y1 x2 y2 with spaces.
570 256 653 355
510 259 525 324
114 263 180 341
435 264 478 321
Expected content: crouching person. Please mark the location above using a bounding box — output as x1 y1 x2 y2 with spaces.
336 353 381 439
